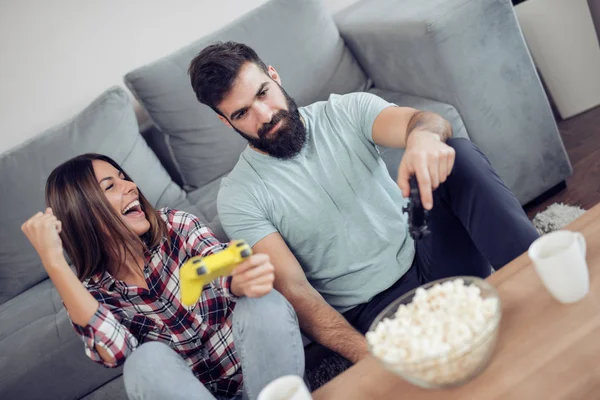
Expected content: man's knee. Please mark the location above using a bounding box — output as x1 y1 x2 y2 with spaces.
446 138 493 181
447 137 486 161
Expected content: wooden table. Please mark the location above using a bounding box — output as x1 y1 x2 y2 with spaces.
313 203 600 400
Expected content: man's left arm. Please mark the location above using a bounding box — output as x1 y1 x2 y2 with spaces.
372 107 456 210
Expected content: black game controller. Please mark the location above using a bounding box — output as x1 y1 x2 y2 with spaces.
402 175 430 240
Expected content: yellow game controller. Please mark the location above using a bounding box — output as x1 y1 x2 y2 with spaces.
180 240 252 306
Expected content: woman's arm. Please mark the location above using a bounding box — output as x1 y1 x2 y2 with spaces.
22 208 138 367
45 256 99 328
51 258 138 367
69 298 139 368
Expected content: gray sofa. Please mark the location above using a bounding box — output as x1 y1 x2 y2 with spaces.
0 0 571 398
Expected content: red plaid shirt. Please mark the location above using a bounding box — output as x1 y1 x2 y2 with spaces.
70 208 242 397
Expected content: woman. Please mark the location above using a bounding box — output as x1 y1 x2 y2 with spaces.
21 153 304 400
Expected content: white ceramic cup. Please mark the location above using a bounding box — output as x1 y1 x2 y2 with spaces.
528 230 589 303
257 375 312 400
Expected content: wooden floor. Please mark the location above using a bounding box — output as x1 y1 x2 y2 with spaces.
524 105 600 218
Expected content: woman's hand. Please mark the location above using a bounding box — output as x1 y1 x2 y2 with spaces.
21 207 66 269
230 253 275 298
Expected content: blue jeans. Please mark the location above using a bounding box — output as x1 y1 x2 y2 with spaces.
123 290 305 400
344 138 540 333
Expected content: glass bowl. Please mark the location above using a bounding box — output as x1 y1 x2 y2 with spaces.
366 276 502 389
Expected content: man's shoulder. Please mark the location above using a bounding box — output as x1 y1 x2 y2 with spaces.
218 153 266 208
221 152 260 189
302 92 379 118
306 92 376 106
301 93 347 114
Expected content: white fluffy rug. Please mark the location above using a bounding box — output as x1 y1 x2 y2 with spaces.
531 202 586 234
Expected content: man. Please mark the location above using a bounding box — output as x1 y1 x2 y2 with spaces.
188 42 539 364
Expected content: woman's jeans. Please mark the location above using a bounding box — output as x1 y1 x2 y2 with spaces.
123 290 305 400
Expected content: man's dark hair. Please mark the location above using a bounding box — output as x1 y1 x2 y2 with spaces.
188 41 269 114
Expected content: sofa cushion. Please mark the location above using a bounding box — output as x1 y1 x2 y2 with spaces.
124 0 368 192
368 88 470 182
0 86 197 304
0 280 123 399
186 178 228 242
79 376 127 400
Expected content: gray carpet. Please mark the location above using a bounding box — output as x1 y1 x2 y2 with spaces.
305 348 352 391
304 203 587 390
531 202 586 234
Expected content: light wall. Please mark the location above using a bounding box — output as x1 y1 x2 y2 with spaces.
515 0 600 119
0 0 358 154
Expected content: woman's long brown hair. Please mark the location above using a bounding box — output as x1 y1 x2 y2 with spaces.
45 153 167 281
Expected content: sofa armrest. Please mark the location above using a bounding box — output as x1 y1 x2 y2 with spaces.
335 0 572 204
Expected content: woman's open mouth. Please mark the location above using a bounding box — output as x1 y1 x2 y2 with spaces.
121 199 145 219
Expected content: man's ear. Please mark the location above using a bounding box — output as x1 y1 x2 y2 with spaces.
218 114 232 128
267 65 282 85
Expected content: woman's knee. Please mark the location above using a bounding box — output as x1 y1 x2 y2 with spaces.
233 290 298 332
125 342 173 368
124 342 177 384
123 342 213 400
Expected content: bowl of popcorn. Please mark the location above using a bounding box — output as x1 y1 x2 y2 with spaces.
366 276 501 389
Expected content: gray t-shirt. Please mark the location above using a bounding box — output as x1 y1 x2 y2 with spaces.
217 92 415 312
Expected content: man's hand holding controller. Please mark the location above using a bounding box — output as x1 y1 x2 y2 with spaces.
397 130 456 239
397 130 456 210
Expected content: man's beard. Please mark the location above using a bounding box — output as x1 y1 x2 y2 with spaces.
232 87 307 159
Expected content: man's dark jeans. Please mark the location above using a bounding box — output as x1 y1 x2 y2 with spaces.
344 138 540 334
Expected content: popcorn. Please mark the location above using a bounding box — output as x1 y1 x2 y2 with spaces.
367 279 500 386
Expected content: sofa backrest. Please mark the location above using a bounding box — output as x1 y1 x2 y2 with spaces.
125 0 369 192
0 87 197 304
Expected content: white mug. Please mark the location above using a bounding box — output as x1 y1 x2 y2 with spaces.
528 230 589 303
257 375 312 400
